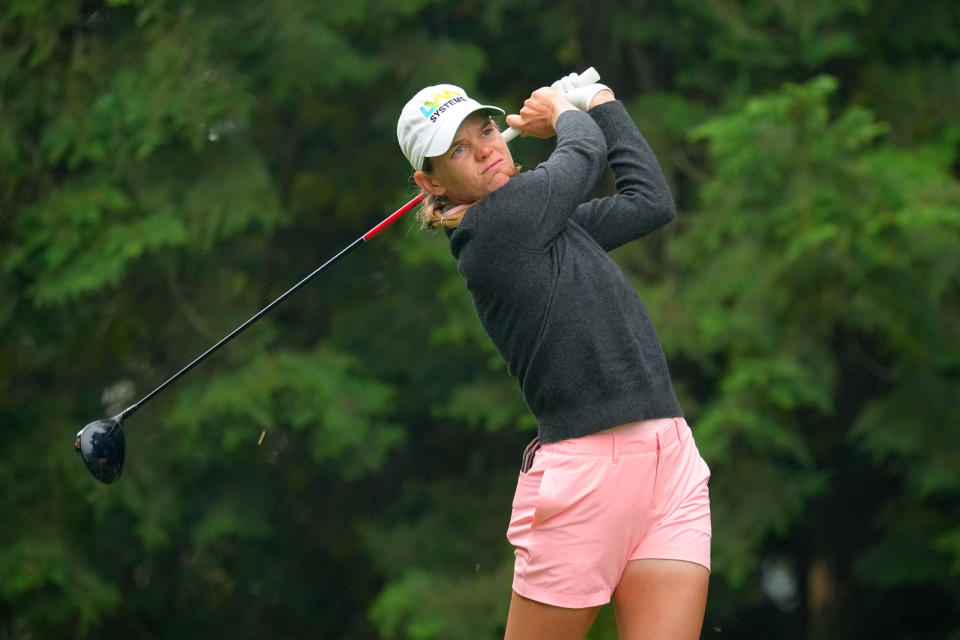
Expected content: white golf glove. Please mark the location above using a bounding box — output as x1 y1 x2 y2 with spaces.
551 72 610 111
550 72 581 94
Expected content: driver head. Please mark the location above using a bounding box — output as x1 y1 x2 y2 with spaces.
75 417 125 484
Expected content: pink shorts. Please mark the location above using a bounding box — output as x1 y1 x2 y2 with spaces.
506 417 711 609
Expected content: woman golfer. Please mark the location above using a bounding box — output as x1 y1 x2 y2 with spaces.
397 76 711 639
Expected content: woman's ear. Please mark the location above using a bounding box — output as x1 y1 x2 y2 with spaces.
414 170 446 197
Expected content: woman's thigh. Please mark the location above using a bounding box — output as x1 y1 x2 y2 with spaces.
504 591 602 640
612 558 709 640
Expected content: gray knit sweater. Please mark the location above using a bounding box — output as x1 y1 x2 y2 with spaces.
448 100 683 443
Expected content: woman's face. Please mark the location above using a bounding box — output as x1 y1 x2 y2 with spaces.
416 113 515 205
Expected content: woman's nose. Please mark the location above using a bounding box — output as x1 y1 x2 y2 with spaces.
475 140 493 159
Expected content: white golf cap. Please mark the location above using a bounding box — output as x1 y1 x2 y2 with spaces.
397 84 504 171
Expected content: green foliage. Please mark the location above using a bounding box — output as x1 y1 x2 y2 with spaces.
653 73 960 630
166 347 402 478
370 566 512 640
0 540 120 634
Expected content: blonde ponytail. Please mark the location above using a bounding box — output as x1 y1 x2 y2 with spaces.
417 193 472 230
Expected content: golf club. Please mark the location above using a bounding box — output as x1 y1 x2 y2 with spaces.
75 67 601 484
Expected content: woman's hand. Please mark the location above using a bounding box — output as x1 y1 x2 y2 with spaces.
505 88 577 139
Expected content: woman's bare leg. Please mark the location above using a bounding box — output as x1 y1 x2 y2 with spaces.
612 559 709 640
504 591 602 640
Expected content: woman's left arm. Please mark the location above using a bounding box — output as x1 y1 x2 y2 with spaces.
572 100 677 251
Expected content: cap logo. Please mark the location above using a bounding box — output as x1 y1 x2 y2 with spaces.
419 89 467 122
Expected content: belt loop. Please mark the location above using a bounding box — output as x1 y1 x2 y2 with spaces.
612 434 620 463
675 417 682 443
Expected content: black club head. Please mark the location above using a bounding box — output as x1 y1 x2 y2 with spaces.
75 417 125 484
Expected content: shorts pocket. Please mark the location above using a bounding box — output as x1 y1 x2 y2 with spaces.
507 469 544 544
532 457 604 529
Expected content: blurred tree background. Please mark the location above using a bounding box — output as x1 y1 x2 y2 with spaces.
2 0 958 637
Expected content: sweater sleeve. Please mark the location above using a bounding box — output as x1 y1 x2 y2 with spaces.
464 109 607 251
572 100 676 251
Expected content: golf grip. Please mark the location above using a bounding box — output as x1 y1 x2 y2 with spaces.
363 67 601 241
501 67 601 143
